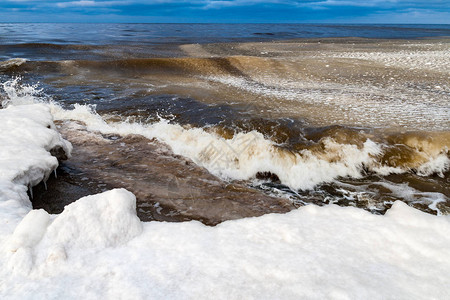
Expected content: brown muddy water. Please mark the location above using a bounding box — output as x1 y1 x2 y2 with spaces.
2 37 449 224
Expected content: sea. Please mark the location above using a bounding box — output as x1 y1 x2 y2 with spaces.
1 23 449 224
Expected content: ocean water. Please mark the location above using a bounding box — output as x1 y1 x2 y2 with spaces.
2 23 450 44
0 23 449 223
1 23 450 61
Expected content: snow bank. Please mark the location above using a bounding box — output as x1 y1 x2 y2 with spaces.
0 104 71 235
0 104 70 186
1 201 449 299
0 103 142 280
5 189 142 275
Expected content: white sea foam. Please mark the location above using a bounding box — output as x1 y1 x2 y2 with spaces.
325 49 450 73
376 181 447 216
1 77 42 107
50 107 449 191
203 74 450 131
49 103 394 190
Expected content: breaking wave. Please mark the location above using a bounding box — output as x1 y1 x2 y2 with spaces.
2 78 449 192
0 58 27 72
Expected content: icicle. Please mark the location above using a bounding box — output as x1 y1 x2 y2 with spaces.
28 183 33 200
54 169 57 179
43 180 47 191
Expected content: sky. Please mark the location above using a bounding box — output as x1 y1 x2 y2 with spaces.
0 0 449 23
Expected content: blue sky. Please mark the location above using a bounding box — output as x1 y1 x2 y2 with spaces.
1 0 449 23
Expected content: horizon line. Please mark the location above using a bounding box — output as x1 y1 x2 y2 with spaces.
1 22 449 25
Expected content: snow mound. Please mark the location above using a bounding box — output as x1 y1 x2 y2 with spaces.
9 209 50 252
42 188 142 251
5 189 142 274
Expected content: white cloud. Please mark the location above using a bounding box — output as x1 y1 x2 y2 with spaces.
56 0 129 8
58 0 95 7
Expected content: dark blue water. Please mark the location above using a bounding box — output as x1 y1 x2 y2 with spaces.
1 23 450 45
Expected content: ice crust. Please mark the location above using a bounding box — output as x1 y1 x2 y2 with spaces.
1 101 450 299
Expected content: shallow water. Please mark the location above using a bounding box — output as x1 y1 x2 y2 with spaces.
1 24 449 223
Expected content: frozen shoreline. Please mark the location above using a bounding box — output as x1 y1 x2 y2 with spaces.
1 103 449 299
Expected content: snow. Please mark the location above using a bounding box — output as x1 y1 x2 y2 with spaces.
5 189 142 275
0 104 72 236
0 104 71 185
40 188 142 252
9 209 50 252
1 200 450 299
1 101 450 299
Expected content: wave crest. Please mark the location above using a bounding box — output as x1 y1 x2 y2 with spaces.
2 78 449 191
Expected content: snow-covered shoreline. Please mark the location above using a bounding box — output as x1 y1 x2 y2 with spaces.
0 104 72 235
1 103 450 299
